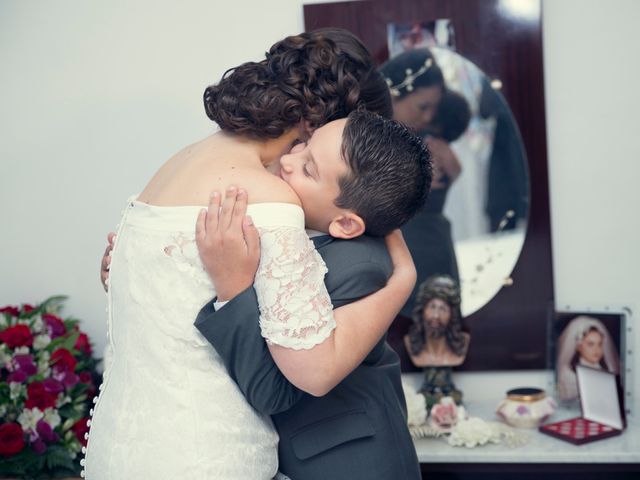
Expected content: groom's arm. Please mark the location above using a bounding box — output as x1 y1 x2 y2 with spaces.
195 250 390 415
195 287 304 415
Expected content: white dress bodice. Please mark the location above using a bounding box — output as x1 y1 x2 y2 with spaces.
83 199 335 480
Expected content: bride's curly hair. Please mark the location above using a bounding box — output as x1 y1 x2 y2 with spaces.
203 28 392 139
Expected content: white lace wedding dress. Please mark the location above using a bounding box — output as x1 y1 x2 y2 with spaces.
82 199 335 479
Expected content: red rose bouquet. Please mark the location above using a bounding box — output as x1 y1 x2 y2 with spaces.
0 296 99 479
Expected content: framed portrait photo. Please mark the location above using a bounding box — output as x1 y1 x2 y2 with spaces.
551 307 633 415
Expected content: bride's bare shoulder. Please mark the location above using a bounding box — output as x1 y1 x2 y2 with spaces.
246 171 301 206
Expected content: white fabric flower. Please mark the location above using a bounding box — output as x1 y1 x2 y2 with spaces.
43 407 61 429
0 404 7 417
31 315 44 333
447 417 501 448
402 380 427 427
18 407 44 432
9 382 25 401
33 334 52 350
0 345 11 369
15 346 30 355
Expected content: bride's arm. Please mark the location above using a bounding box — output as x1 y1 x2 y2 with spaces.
267 231 414 396
196 188 415 397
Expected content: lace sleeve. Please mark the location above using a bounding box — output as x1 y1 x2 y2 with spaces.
254 226 336 350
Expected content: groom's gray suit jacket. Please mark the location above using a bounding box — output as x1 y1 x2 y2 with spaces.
194 234 421 480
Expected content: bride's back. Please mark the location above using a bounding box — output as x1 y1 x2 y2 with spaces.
136 130 299 207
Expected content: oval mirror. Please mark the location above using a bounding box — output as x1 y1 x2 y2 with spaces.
398 46 530 317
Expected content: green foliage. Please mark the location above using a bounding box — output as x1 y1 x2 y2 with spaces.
0 295 99 478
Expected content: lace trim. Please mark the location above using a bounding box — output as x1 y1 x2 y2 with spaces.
255 226 336 350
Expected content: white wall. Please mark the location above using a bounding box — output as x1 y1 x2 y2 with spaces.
0 0 310 347
1 0 639 410
543 0 640 415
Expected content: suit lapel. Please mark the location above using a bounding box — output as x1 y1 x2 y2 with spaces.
311 235 334 250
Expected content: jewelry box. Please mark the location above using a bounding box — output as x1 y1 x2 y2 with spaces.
539 365 625 445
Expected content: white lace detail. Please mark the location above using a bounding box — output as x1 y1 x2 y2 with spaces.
255 226 336 350
85 201 340 480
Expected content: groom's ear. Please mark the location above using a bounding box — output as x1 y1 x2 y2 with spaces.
328 212 366 239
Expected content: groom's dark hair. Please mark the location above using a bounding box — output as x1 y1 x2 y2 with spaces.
336 110 432 237
203 28 392 139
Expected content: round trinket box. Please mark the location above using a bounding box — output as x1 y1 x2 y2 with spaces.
496 387 557 428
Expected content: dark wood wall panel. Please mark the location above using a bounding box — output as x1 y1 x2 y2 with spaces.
305 0 554 370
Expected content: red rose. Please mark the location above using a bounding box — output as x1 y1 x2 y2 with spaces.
74 332 93 356
79 371 96 397
71 418 89 447
0 423 25 457
21 304 36 313
42 313 66 339
51 348 77 373
25 381 58 410
0 324 34 348
0 306 20 317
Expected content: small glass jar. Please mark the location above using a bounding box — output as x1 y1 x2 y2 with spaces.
496 387 557 428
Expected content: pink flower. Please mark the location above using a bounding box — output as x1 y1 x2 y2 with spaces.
79 371 96 397
428 397 465 432
0 423 25 457
7 355 37 383
0 306 20 317
0 324 34 348
71 418 89 447
31 438 47 454
43 314 66 339
50 349 77 373
7 369 28 383
13 354 38 374
74 332 93 356
36 419 59 444
25 382 58 410
42 378 64 394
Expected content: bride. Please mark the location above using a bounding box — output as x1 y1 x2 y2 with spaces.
83 29 418 479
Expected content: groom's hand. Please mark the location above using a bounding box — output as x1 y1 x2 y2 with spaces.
195 186 260 301
100 232 116 292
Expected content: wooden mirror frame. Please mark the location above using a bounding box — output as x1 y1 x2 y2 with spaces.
304 0 554 370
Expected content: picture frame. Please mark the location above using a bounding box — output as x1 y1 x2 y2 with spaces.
550 306 633 415
386 19 455 58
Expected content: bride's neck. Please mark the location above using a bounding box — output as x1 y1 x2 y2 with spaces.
214 128 298 168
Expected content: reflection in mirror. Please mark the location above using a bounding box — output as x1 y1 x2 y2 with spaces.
382 42 529 317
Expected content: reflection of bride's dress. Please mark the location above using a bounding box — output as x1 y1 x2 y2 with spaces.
83 199 334 480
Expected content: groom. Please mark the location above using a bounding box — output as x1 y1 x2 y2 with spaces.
194 112 428 479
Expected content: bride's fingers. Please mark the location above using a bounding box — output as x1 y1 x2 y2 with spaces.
220 186 237 231
231 188 248 233
195 208 207 246
196 191 220 245
243 215 260 261
207 191 221 233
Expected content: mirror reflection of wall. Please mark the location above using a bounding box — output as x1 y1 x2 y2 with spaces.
382 22 530 317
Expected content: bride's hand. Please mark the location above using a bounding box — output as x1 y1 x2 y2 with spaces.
195 186 261 301
384 229 416 299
